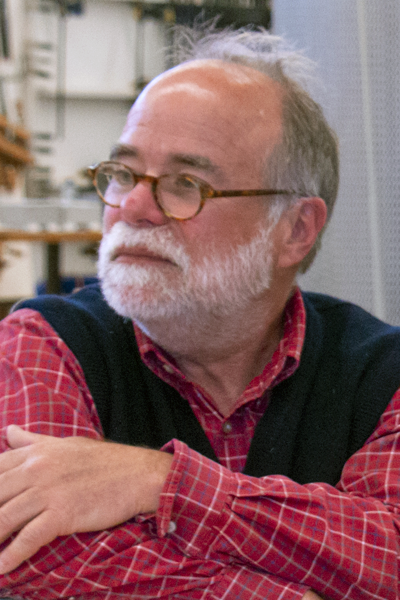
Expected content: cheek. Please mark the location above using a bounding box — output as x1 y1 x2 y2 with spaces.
103 206 120 233
191 202 266 249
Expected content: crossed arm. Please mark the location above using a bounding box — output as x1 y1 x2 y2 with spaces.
0 426 322 600
0 309 399 599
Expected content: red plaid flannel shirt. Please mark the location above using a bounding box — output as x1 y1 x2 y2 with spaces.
0 288 399 600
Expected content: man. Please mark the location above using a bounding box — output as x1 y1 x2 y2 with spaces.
0 25 399 600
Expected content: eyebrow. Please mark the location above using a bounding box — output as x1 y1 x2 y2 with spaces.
109 144 138 160
169 153 221 175
109 144 222 176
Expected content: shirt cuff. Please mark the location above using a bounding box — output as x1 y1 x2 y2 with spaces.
156 438 236 554
156 440 312 599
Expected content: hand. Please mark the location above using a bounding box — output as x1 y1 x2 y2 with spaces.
302 592 324 600
0 425 173 574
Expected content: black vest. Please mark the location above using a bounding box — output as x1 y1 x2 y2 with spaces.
16 284 400 485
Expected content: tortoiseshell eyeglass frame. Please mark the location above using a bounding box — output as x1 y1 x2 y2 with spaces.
87 160 298 221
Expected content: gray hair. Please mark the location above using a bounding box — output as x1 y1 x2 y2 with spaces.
168 24 339 272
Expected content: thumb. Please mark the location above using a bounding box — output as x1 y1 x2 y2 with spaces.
6 425 48 449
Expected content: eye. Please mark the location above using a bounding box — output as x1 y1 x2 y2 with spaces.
174 174 199 190
113 167 133 186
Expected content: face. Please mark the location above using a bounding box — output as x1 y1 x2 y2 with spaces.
98 60 284 323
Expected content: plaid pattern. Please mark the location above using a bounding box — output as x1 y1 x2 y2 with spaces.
0 289 399 599
135 289 304 473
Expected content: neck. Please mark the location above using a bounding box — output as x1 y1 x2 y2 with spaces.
136 289 292 416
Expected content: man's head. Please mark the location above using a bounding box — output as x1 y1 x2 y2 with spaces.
97 25 338 326
166 25 339 271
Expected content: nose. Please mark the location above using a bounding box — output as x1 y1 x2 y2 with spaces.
118 178 169 227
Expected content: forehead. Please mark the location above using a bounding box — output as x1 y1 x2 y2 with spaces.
118 60 283 176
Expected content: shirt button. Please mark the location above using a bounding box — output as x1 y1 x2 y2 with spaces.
167 520 177 534
222 421 233 434
163 364 174 374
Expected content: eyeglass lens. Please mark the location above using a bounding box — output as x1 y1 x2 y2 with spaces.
95 163 203 219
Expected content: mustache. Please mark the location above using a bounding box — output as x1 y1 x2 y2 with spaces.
99 221 190 269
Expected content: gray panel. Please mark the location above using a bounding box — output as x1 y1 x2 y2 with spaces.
274 0 400 324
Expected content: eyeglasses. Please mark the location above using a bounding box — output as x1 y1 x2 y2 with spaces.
87 160 297 221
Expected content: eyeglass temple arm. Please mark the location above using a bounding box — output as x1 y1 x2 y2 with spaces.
210 189 296 198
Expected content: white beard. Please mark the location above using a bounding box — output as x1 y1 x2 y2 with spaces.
98 214 278 325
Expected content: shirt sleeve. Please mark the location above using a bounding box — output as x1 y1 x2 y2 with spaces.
157 390 400 600
0 308 310 600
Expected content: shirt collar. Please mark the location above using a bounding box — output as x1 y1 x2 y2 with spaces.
133 286 306 396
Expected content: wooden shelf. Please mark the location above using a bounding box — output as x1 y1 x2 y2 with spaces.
0 229 102 295
37 87 137 102
0 229 102 243
0 114 33 168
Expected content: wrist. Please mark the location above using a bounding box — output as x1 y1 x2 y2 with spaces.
139 448 173 514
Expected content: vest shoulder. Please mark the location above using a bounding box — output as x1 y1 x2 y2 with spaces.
13 283 131 347
14 283 117 323
302 290 400 335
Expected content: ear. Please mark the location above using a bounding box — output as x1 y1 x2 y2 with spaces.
276 197 327 269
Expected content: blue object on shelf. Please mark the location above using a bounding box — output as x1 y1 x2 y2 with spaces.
36 276 98 296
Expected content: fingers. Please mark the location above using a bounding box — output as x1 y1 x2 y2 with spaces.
0 465 29 505
0 510 60 574
0 426 58 478
301 591 324 600
0 445 30 476
0 425 44 476
0 435 173 573
6 425 50 449
0 488 44 545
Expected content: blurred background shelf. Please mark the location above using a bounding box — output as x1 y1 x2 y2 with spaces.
0 226 101 294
